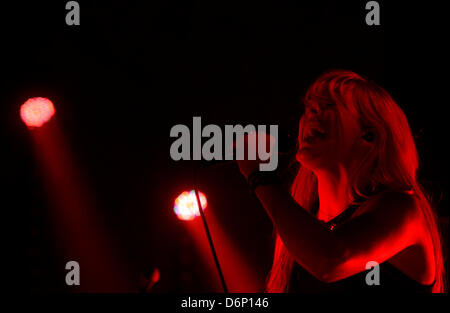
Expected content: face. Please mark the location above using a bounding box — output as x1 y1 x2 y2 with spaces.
296 99 365 172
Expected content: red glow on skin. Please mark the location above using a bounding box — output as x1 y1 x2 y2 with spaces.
266 71 444 293
20 97 55 128
174 190 207 221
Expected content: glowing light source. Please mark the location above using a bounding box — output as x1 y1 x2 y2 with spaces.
174 190 207 221
150 267 160 283
20 97 55 127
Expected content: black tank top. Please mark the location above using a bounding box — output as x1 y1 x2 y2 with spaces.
288 190 435 293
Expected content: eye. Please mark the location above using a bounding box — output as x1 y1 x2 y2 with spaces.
305 105 318 114
316 102 336 112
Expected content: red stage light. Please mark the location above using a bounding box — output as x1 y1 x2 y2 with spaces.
174 190 207 221
20 97 55 127
151 267 160 283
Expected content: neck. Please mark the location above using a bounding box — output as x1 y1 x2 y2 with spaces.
315 164 353 222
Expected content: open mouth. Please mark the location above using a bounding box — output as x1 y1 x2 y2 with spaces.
303 126 327 144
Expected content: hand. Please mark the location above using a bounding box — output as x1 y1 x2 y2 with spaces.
234 131 276 179
237 157 260 180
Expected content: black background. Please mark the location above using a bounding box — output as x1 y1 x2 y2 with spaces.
3 0 448 293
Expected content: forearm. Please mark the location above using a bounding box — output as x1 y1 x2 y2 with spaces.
254 183 347 279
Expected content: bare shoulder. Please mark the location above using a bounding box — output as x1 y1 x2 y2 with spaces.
371 190 436 284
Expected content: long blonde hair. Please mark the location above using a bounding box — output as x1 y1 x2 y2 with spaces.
265 70 446 293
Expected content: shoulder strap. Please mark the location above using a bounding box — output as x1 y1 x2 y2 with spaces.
326 185 388 230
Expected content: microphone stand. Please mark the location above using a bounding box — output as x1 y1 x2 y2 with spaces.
193 163 228 293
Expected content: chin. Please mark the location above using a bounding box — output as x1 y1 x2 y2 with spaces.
296 147 328 171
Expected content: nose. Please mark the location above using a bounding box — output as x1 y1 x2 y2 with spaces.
305 112 325 126
307 103 323 117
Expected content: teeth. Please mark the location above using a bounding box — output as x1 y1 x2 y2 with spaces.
304 127 325 139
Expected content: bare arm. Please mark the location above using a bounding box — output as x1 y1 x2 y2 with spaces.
254 183 422 282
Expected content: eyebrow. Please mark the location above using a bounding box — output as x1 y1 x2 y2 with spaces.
303 100 335 109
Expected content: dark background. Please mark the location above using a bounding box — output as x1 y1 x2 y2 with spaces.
4 1 448 293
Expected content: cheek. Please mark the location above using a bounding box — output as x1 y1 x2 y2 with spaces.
333 108 359 136
325 113 357 156
337 122 362 158
342 120 361 143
